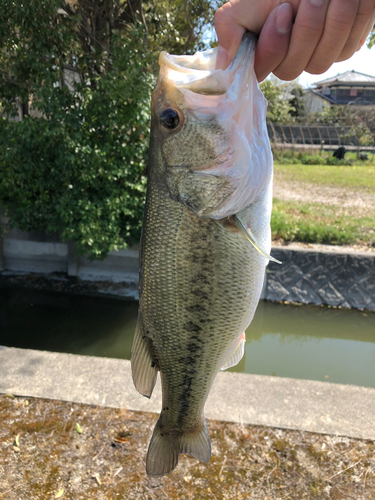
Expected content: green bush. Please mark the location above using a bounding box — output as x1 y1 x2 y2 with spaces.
0 25 152 259
0 0 218 259
299 154 353 166
0 75 150 258
273 150 353 166
272 149 301 164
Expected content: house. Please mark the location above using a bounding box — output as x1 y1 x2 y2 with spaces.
304 70 375 114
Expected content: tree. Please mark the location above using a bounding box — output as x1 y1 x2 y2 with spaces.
367 23 375 48
0 0 219 259
260 77 304 123
307 104 374 157
288 84 305 120
308 105 353 126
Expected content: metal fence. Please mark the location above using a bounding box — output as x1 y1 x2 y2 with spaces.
267 123 365 147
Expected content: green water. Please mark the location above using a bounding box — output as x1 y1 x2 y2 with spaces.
0 286 374 388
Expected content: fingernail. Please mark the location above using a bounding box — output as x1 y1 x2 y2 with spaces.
276 3 293 35
216 46 229 70
356 39 365 52
309 0 327 7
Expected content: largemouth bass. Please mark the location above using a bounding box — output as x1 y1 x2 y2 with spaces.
131 33 276 478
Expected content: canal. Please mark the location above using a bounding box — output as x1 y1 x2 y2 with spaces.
0 286 374 388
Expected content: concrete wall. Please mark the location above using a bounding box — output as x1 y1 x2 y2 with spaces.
0 217 138 284
1 221 374 311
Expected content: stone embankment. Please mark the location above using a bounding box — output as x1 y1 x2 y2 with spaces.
1 221 374 310
264 245 374 311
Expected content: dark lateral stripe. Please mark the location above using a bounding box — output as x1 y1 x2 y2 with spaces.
177 343 200 426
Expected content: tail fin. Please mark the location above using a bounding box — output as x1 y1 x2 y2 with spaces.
146 415 211 477
180 418 211 462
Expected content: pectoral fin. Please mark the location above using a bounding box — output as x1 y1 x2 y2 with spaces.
131 316 158 399
228 215 282 264
221 332 246 371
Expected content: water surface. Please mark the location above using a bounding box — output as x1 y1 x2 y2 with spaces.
0 286 374 388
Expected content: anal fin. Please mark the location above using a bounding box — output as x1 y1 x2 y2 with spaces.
131 316 158 398
221 332 246 371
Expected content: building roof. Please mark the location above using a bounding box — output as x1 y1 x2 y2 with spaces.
305 89 336 104
314 70 375 87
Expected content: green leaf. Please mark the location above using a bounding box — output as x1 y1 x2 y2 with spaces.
54 488 64 498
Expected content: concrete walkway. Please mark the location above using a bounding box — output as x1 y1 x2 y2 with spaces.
1 346 374 441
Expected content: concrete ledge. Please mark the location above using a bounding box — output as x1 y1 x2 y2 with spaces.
1 346 374 441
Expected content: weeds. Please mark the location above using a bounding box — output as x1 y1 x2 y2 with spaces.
1 396 374 500
273 149 375 166
271 199 375 247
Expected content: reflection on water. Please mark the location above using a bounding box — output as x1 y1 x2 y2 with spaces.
233 301 375 389
0 287 374 387
0 287 138 359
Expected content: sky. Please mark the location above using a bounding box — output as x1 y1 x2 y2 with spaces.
297 44 375 88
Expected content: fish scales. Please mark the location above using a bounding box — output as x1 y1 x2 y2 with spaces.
141 180 263 416
131 33 275 477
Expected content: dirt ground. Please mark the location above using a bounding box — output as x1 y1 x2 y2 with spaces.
1 395 374 500
273 177 375 215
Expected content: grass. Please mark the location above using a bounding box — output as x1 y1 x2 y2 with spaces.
274 163 375 190
344 151 375 164
272 160 375 247
271 198 375 247
273 149 375 168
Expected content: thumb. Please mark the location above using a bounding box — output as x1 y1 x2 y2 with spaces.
214 2 251 69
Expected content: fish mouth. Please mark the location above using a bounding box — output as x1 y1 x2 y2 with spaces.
159 49 227 96
158 33 257 96
159 50 217 74
158 33 273 220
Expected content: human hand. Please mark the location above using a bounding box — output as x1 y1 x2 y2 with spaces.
214 0 375 82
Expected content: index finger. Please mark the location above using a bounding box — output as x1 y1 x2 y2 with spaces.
255 4 294 82
273 0 331 81
214 0 300 68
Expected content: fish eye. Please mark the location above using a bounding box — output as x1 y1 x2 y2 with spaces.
160 108 180 130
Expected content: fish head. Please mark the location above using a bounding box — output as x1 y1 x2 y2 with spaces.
150 33 272 219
